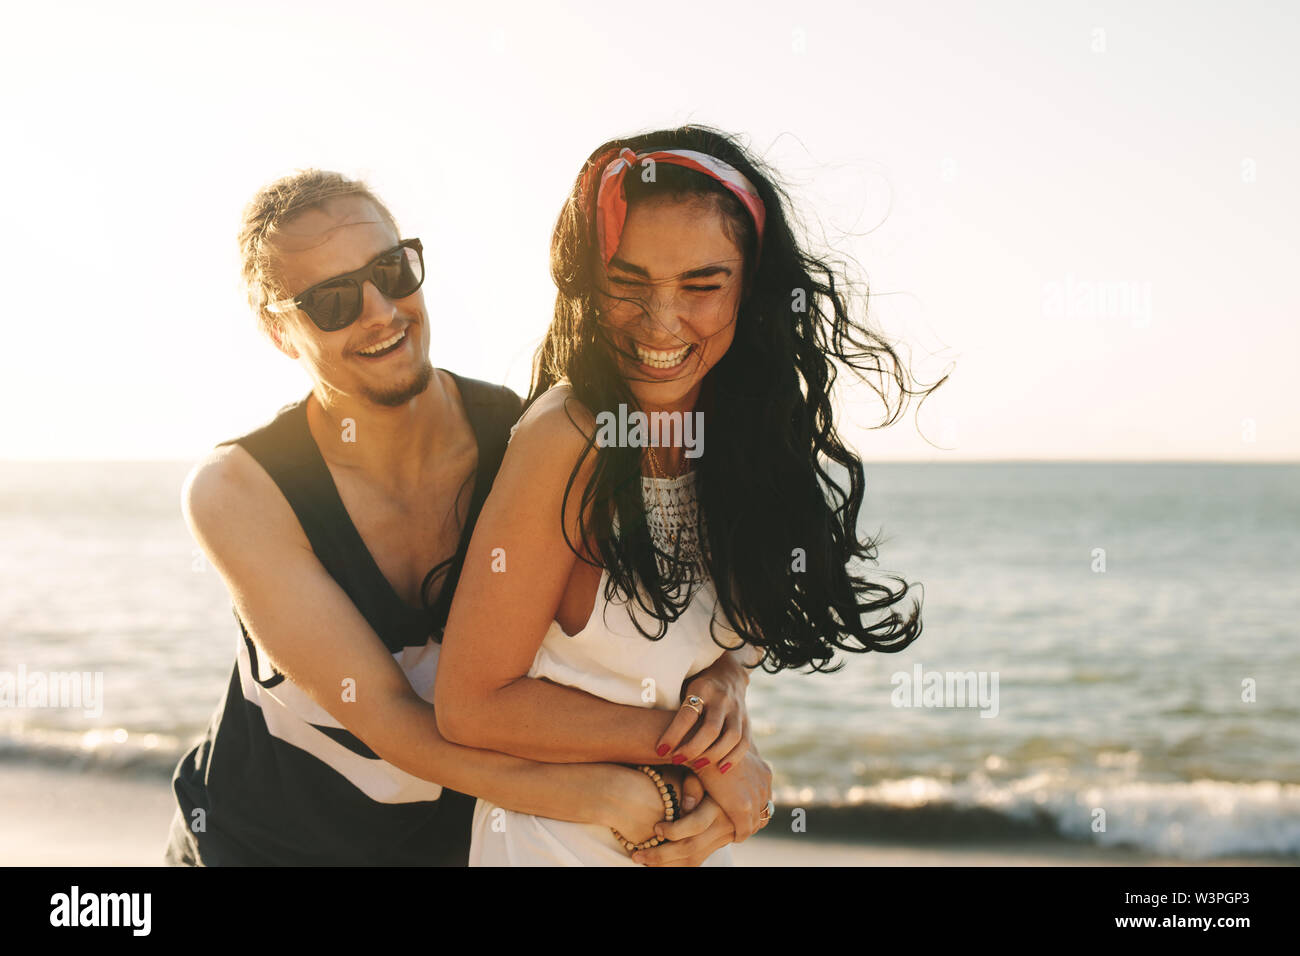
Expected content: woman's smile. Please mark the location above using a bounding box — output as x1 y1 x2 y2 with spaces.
630 340 698 377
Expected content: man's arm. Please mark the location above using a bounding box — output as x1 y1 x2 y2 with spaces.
181 444 648 829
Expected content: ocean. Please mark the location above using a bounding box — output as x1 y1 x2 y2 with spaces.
2 460 1297 860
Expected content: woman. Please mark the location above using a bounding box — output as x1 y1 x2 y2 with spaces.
436 126 933 865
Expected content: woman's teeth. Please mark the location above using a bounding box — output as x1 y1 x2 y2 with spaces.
634 342 692 368
359 329 406 356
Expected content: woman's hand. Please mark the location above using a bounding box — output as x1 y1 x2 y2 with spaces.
656 651 753 773
693 748 773 843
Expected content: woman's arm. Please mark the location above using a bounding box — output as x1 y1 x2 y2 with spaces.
435 388 741 764
433 388 772 839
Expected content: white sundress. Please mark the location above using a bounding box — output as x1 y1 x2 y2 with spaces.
468 426 742 866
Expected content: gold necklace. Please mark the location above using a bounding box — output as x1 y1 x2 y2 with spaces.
646 445 688 479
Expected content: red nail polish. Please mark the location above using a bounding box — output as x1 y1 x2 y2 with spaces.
692 758 709 770
672 755 686 765
656 744 670 757
718 762 732 774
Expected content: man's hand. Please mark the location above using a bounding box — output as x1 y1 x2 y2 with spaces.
634 791 736 866
602 765 684 845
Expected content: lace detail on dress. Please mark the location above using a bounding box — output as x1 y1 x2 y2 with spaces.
642 471 707 589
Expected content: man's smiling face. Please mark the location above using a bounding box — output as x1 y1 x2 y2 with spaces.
267 195 433 407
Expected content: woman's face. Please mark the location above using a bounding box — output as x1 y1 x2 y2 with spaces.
598 195 743 411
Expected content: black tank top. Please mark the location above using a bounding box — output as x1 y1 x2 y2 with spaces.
166 371 521 865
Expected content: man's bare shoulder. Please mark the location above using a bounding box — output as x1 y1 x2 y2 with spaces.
181 444 302 550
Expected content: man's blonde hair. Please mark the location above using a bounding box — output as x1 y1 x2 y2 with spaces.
238 169 399 338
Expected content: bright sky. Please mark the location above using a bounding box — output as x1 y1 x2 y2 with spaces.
3 0 1296 461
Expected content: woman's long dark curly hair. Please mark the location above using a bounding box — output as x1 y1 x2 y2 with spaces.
530 125 943 673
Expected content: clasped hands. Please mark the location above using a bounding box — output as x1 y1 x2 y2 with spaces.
612 655 774 866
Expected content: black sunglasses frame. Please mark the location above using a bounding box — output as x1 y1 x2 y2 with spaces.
269 238 425 332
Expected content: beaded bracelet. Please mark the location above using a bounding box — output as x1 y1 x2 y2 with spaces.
611 765 680 854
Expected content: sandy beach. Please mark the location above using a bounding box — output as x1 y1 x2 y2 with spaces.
0 764 1277 867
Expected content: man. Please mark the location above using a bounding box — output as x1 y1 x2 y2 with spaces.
165 170 767 865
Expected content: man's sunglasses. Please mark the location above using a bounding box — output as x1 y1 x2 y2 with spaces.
265 238 425 332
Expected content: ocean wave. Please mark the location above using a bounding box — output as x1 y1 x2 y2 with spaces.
0 727 188 777
4 727 1297 860
772 772 1300 859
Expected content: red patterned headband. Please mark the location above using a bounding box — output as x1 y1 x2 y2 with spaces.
593 147 766 266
